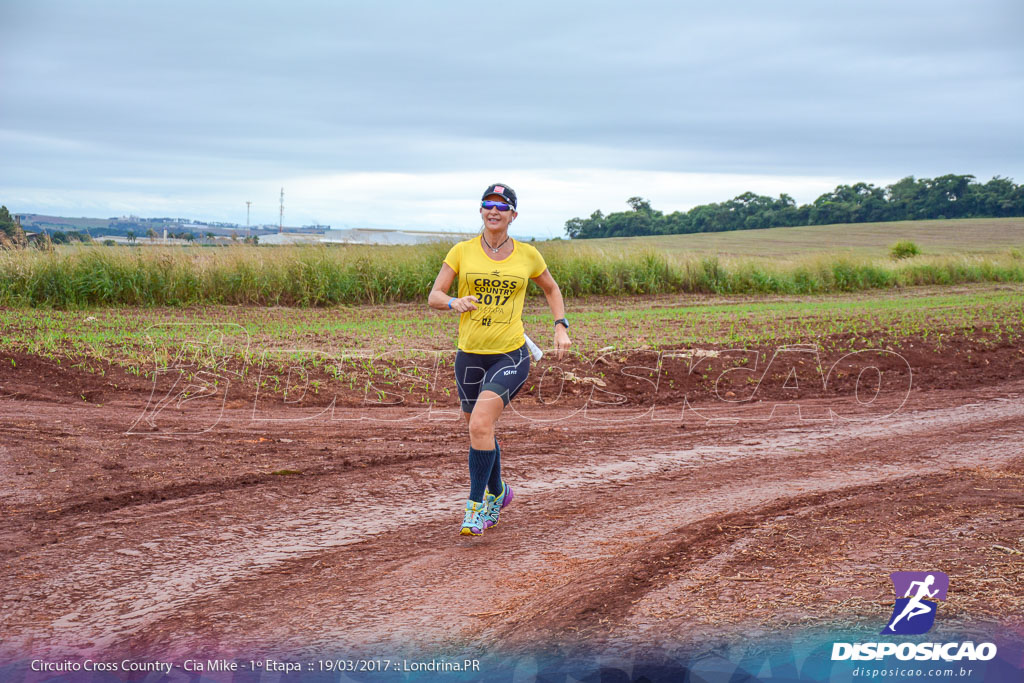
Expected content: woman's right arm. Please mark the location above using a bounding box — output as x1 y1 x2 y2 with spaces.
428 263 478 312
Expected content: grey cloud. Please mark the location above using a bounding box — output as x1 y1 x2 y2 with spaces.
2 0 1022 220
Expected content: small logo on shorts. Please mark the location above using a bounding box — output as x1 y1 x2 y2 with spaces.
882 571 948 635
503 369 516 376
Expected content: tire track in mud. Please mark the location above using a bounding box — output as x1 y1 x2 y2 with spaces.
484 469 1002 651
602 470 1024 657
0 403 458 528
300 408 1024 657
3 391 1022 658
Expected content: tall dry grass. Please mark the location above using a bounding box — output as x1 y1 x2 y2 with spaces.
0 242 1022 308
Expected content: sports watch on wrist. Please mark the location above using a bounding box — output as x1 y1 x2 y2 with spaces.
554 318 570 330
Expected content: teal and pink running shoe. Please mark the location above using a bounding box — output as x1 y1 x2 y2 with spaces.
460 500 485 536
481 481 513 529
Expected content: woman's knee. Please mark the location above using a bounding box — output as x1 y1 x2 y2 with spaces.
468 412 493 439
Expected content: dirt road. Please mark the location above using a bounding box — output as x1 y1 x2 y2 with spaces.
1 343 1022 666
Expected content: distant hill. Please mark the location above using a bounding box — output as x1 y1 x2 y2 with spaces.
13 213 306 238
10 213 476 246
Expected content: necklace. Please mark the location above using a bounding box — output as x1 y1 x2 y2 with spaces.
482 234 510 254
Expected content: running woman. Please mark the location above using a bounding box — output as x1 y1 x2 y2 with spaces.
428 183 571 536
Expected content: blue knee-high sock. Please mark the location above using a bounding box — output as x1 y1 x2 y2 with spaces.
487 438 502 496
468 446 497 503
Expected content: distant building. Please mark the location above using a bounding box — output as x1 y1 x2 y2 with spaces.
257 228 473 246
256 232 321 246
318 228 474 245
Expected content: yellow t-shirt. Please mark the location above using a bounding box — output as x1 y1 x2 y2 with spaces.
443 236 548 353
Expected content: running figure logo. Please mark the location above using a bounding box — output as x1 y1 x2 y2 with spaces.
881 571 949 635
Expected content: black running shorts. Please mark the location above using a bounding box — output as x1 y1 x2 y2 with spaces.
454 343 531 413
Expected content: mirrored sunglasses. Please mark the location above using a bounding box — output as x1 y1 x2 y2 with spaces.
481 201 515 212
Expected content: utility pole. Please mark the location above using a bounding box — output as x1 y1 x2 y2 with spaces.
246 201 252 238
279 187 284 234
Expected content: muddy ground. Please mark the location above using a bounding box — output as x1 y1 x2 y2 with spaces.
1 329 1022 667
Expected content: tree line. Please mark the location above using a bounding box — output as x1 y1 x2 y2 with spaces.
564 174 1024 239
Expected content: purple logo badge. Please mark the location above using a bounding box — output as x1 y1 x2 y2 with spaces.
881 571 949 635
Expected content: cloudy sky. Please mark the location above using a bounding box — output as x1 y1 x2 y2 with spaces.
2 0 1022 238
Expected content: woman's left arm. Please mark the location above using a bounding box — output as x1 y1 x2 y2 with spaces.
530 268 571 360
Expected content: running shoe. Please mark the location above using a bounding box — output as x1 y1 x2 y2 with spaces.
460 500 485 536
481 481 513 529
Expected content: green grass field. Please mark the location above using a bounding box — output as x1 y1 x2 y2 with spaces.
2 285 1021 379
